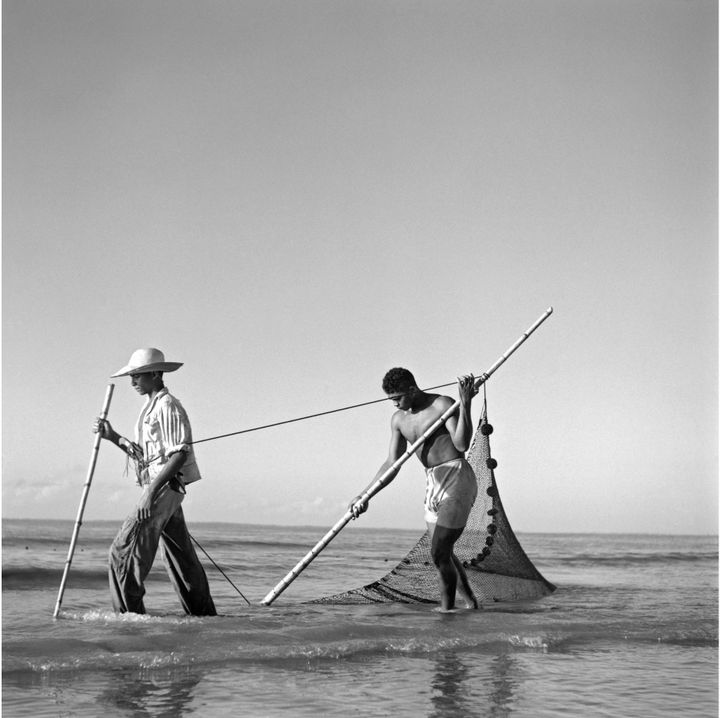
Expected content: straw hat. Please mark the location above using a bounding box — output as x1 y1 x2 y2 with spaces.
110 348 183 378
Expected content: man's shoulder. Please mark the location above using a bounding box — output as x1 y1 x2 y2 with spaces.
430 393 454 410
153 390 187 413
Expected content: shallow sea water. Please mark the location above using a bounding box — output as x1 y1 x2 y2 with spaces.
3 521 717 717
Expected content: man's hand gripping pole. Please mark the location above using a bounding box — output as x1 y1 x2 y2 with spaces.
53 383 115 618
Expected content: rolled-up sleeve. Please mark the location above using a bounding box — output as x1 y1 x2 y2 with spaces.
142 390 202 484
156 400 192 457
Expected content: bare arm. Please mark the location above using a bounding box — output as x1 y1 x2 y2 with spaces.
443 374 478 453
349 414 407 518
93 418 122 447
94 418 144 467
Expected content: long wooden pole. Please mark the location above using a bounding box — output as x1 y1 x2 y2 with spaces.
261 307 554 605
53 383 115 618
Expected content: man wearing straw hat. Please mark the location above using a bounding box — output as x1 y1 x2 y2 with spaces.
93 348 216 616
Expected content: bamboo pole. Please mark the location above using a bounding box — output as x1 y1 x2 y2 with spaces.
261 307 553 605
53 383 115 618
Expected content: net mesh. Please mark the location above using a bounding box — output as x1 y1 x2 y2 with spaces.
311 399 555 605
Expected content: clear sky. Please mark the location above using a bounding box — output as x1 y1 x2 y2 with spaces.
3 0 717 535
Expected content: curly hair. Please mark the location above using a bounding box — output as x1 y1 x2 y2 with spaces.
382 367 417 394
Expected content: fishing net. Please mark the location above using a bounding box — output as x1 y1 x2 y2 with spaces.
311 397 556 605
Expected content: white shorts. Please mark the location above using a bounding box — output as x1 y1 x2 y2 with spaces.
424 458 478 529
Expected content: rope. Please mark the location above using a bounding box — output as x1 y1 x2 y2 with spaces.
189 379 463 447
189 533 252 606
118 375 488 484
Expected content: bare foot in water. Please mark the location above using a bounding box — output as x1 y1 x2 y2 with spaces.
434 594 480 613
452 556 479 609
457 587 479 609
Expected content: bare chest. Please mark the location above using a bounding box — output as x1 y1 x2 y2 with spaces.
397 406 446 444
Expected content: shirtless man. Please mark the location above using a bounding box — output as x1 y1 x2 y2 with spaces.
350 367 479 612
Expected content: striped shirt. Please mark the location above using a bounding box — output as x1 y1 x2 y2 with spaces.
133 387 202 486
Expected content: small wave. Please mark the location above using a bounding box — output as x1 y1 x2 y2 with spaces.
553 552 717 566
507 634 551 651
67 609 199 625
3 633 513 675
654 631 718 648
2 566 107 590
5 620 717 678
189 537 317 551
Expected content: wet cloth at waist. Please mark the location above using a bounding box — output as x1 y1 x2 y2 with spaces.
424 457 478 528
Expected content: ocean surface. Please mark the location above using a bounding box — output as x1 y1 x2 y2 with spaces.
2 519 717 717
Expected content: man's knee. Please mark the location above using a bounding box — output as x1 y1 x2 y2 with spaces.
431 526 462 566
431 544 452 568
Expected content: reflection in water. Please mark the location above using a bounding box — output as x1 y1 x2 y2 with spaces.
98 666 203 717
487 653 520 717
429 651 521 718
429 652 478 718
